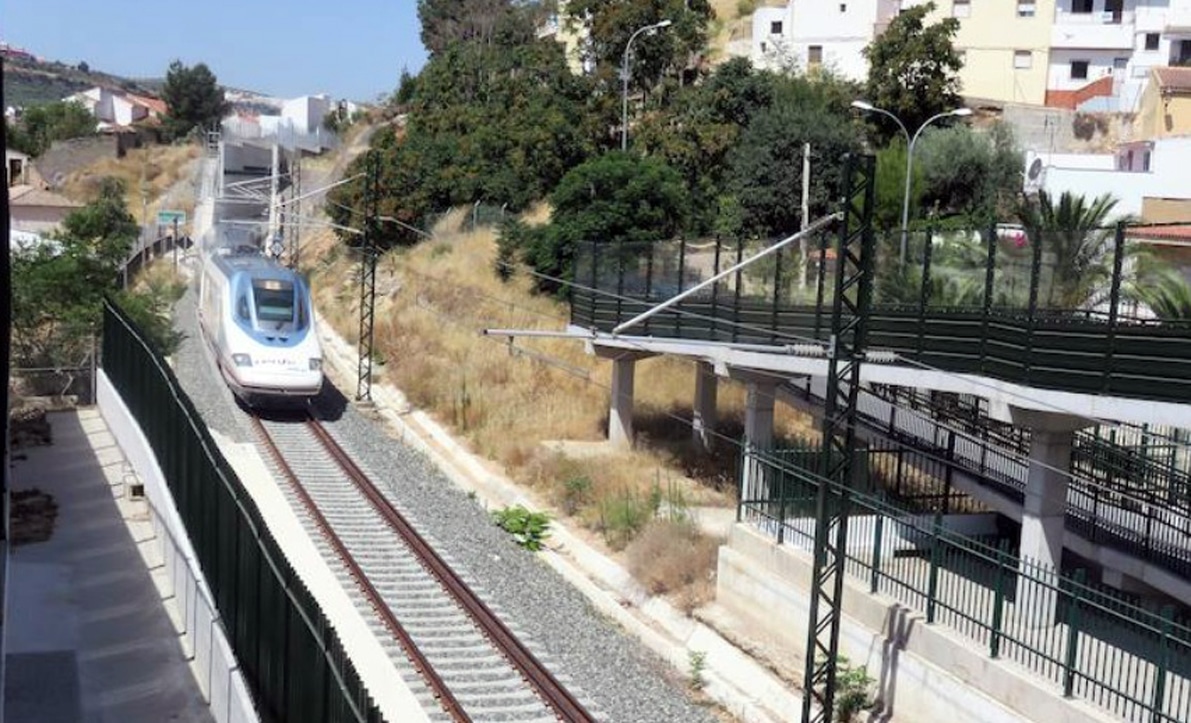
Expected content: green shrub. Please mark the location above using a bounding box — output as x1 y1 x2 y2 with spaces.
491 505 551 551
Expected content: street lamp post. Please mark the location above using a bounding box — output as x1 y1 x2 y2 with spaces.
851 100 973 261
621 19 672 151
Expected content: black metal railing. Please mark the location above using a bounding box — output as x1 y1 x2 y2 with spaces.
739 446 1191 723
570 225 1191 404
102 299 384 723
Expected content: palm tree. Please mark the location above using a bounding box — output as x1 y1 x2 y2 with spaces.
1127 259 1191 320
1017 190 1121 309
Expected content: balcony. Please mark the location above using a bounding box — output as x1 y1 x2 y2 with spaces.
1052 10 1136 49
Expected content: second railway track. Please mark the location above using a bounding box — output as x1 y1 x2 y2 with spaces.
251 410 599 723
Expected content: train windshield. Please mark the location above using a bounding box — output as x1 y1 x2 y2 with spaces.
251 278 306 329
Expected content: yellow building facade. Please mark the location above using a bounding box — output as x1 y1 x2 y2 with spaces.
1136 67 1191 140
921 0 1056 107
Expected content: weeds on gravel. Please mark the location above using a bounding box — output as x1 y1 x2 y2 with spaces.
688 650 708 691
491 505 551 551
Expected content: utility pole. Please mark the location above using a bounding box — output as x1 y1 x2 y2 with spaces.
289 152 302 270
800 153 876 723
356 151 380 402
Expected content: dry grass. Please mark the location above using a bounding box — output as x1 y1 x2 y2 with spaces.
61 144 201 222
308 212 823 604
627 519 721 614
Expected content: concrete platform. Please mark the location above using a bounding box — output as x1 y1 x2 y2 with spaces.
4 409 214 723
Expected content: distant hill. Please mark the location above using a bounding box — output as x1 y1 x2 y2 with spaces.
3 54 163 107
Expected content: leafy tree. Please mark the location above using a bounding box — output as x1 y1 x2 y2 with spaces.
862 1 963 144
726 75 864 238
417 0 546 55
161 60 229 139
11 178 140 366
8 101 96 156
330 37 596 247
505 152 690 293
1128 262 1191 320
564 0 714 92
915 122 1022 226
636 57 778 233
1018 190 1121 308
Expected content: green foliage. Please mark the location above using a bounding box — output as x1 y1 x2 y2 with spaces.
491 505 552 551
1018 190 1121 308
329 38 595 248
564 0 715 93
505 152 689 294
161 60 228 139
11 178 140 367
862 1 964 144
834 656 876 722
598 486 658 550
688 650 708 691
727 75 864 237
561 474 593 516
417 0 545 55
1126 255 1191 320
916 122 1022 226
7 100 96 156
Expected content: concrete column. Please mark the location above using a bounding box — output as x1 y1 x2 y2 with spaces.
1009 407 1089 626
742 378 778 500
692 361 718 451
608 357 636 448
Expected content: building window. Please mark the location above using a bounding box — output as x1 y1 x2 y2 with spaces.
760 41 768 53
1071 0 1093 13
771 21 783 35
840 3 847 12
953 0 971 18
1070 60 1090 79
1018 0 1036 17
808 45 823 68
1145 33 1160 51
1014 50 1033 69
1126 150 1134 169
1143 150 1151 171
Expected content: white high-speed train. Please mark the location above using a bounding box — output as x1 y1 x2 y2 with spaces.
198 225 323 407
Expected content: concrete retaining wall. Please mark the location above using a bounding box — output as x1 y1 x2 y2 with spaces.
97 371 258 723
717 524 1118 723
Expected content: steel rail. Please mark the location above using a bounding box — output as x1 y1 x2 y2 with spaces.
303 416 597 723
249 414 472 723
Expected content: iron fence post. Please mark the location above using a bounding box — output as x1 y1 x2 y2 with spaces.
944 431 957 515
990 541 1007 659
1025 224 1044 385
916 228 934 359
776 455 787 545
710 238 721 340
615 239 625 324
589 241 599 329
676 239 686 337
926 512 942 624
771 244 784 344
1062 569 1085 698
1151 605 1174 723
733 237 744 343
870 498 884 594
1103 222 1126 394
980 224 997 375
644 243 655 336
814 229 829 340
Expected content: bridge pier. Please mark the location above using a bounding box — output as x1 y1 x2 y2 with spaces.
692 361 718 452
1010 407 1092 625
741 374 778 500
593 347 656 449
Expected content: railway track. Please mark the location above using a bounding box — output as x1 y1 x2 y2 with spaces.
250 410 599 723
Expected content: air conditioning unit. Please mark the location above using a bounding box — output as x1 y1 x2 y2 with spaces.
1023 153 1047 195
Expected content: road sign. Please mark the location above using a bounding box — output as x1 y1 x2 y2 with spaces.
156 210 187 226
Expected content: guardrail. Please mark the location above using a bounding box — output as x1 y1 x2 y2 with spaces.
101 299 384 723
569 225 1191 405
740 445 1191 723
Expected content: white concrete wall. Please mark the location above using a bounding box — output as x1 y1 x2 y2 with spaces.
1047 48 1123 91
282 95 331 135
97 371 259 723
717 524 1120 723
1039 136 1191 214
749 1 894 80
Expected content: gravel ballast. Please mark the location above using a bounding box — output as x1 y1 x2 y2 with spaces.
170 281 722 723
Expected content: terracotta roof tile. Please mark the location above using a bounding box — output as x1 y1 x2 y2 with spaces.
8 184 83 208
1154 67 1191 91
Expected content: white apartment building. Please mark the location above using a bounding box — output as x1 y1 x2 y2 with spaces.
749 1 903 80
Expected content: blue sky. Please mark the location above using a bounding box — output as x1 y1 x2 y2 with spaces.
5 0 428 102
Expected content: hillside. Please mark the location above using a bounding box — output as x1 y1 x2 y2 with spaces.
3 55 163 107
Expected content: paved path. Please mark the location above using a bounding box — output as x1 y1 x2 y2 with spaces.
5 409 213 723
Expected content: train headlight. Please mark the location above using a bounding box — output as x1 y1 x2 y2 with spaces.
232 353 253 367
309 358 322 371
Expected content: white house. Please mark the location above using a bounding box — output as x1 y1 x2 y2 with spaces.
9 184 82 234
1047 0 1191 111
1026 134 1191 215
749 1 902 79
281 94 333 135
63 87 166 130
